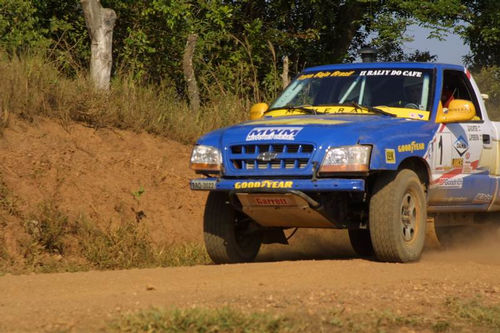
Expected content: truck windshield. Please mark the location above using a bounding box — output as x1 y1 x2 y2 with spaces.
270 68 433 119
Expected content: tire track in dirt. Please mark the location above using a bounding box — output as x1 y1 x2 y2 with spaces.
1 250 499 332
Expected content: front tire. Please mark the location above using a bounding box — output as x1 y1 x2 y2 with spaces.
204 191 263 264
369 169 427 262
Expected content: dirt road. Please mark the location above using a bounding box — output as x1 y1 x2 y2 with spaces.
1 242 500 332
1 117 499 332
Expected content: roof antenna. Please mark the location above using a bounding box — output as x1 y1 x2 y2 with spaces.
359 47 377 63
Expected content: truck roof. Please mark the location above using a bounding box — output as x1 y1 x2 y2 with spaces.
304 62 465 73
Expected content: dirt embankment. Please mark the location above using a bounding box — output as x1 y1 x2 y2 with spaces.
1 117 500 332
0 117 206 266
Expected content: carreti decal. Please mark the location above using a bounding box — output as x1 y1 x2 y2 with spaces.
397 141 425 153
246 127 302 141
254 197 293 206
234 181 293 189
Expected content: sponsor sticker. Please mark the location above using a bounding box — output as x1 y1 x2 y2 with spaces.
234 180 293 189
452 158 463 168
246 127 302 141
453 135 469 156
385 149 396 164
359 70 422 77
437 177 464 189
397 141 425 153
473 193 493 203
409 113 425 119
467 125 480 132
297 71 355 80
190 180 216 190
252 196 294 206
468 134 480 141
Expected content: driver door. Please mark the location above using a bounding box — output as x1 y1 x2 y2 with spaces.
429 70 495 206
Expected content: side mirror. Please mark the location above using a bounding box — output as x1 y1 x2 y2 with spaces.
250 103 268 120
435 99 476 123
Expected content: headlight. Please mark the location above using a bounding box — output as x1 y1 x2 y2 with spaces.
190 145 222 172
319 145 371 173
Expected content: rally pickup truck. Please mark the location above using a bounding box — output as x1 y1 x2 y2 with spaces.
189 62 500 263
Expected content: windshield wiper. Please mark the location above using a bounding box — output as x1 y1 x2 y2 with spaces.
342 102 396 117
265 105 322 115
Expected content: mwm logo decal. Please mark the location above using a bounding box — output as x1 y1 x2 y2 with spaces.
246 127 302 141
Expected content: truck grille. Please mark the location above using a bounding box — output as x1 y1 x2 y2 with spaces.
229 144 315 171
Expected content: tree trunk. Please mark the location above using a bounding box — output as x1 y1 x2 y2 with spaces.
81 0 116 91
183 33 200 112
281 56 290 89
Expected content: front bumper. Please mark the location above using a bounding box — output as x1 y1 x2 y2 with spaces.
190 177 365 192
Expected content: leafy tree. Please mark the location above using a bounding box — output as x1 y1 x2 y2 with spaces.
462 0 500 68
473 66 500 120
0 0 48 54
0 0 480 102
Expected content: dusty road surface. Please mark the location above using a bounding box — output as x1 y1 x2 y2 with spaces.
1 117 500 332
1 244 500 332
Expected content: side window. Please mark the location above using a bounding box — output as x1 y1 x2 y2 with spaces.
442 70 482 119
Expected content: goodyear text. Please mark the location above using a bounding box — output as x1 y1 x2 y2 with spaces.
235 181 293 189
397 141 425 153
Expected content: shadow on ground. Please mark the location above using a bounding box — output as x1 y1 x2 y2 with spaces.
257 229 357 262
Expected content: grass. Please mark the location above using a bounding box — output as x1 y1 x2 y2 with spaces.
3 199 210 274
446 297 500 330
0 174 21 218
0 52 251 144
110 297 500 333
111 307 293 333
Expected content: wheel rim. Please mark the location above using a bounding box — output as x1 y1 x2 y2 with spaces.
400 191 418 242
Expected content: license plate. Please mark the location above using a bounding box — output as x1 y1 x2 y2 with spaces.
190 180 216 190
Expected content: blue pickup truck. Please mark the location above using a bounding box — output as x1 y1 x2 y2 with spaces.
190 62 500 263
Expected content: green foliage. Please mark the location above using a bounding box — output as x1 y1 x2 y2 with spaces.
0 53 248 144
25 202 70 255
111 307 291 333
132 186 145 199
2 0 475 105
2 0 499 116
111 297 500 333
0 175 20 217
472 66 500 120
463 0 500 67
446 297 500 329
17 198 210 273
0 0 48 54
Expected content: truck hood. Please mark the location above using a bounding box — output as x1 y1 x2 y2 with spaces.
196 114 438 176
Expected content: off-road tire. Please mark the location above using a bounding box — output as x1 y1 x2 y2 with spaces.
204 191 262 264
348 229 374 257
369 169 427 262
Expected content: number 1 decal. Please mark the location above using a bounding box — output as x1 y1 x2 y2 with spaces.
438 135 443 165
433 133 452 170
